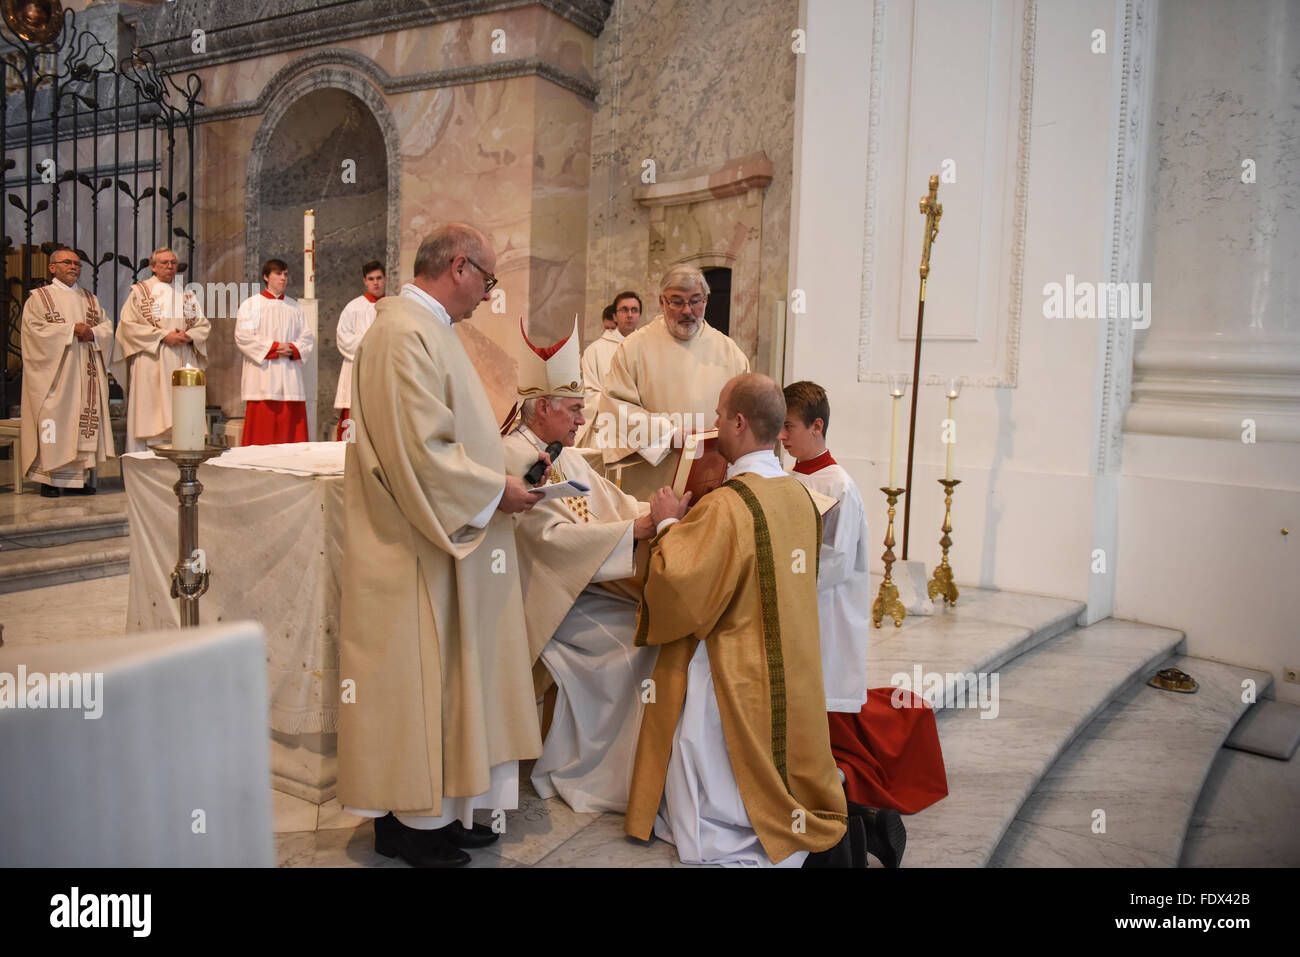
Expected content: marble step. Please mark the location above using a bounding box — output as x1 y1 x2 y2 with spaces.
0 476 129 550
866 582 1085 702
989 655 1272 867
0 511 129 550
900 619 1185 867
0 537 132 594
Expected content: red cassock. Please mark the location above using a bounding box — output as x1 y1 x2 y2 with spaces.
242 399 308 445
334 408 351 442
828 688 949 814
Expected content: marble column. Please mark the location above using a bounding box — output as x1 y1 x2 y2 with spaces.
1126 0 1300 443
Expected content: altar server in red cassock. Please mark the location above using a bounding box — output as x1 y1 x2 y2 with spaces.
235 258 314 445
781 380 949 867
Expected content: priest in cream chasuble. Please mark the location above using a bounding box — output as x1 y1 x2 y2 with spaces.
338 234 543 833
19 251 116 490
503 317 658 813
592 265 749 501
111 248 210 451
625 374 848 866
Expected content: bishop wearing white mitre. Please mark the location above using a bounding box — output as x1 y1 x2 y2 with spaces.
503 316 659 813
20 246 115 496
111 247 210 451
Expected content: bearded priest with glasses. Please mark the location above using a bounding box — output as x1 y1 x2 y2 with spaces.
594 265 749 502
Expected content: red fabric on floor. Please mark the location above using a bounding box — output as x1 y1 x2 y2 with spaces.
242 399 308 446
828 688 949 814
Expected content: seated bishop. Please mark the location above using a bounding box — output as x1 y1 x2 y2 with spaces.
502 317 659 814
625 373 862 867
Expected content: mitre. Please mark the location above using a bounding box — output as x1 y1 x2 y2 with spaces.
516 315 583 399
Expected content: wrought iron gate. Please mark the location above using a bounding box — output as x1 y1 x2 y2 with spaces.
1 2 201 413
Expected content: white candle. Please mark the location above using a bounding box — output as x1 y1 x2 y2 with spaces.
889 395 900 489
171 366 206 450
304 209 316 300
945 395 955 481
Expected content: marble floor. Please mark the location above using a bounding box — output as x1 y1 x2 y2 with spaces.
0 473 126 531
5 572 1296 867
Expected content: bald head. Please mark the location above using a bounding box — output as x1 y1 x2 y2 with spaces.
413 223 490 280
716 373 785 462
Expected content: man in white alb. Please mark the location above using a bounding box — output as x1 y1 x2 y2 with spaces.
577 291 640 446
234 258 314 445
112 246 210 451
332 258 385 441
19 245 115 497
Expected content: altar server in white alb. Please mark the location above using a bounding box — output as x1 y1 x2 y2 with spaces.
332 258 385 441
577 291 640 445
502 316 658 814
779 381 871 713
111 247 210 451
235 258 314 446
20 245 116 498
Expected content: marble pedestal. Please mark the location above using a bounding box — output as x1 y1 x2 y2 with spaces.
272 730 337 804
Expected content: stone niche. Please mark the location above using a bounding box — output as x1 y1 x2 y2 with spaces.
634 152 774 361
247 86 390 439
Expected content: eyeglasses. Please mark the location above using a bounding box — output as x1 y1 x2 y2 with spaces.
50 258 80 266
616 305 640 314
462 256 498 293
154 259 178 266
664 295 706 311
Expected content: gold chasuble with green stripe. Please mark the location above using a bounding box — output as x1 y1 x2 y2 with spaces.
625 474 847 863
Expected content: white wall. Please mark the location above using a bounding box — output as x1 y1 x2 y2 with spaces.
789 0 1300 704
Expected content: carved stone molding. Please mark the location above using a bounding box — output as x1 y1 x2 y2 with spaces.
244 58 402 286
1097 0 1154 473
856 0 1037 389
199 48 598 126
633 152 774 208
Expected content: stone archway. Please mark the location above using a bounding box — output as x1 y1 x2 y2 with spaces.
246 75 395 438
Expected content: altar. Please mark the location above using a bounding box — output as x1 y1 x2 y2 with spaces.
122 442 346 803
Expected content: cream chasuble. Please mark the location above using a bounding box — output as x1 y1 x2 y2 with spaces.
793 462 872 712
625 457 847 866
592 316 749 500
504 424 656 813
338 291 541 824
576 328 622 446
111 277 210 451
19 280 116 487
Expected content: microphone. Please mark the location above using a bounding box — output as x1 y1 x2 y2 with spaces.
524 441 563 486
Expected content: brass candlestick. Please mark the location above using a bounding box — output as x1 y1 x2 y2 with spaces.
927 478 960 606
872 487 907 627
152 444 226 627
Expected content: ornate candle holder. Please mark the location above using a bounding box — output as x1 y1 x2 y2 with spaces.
872 487 907 628
152 444 226 627
927 478 961 606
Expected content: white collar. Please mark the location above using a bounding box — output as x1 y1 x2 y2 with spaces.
725 449 784 480
601 328 624 343
52 278 77 291
401 282 452 327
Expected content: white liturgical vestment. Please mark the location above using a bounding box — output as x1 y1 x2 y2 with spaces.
234 293 314 401
19 279 115 487
112 276 210 451
792 457 872 712
333 293 378 410
577 328 622 445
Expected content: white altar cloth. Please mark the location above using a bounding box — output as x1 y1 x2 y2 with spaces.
123 442 344 735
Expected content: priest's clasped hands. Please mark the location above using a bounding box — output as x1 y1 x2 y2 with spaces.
162 329 193 347
72 321 95 342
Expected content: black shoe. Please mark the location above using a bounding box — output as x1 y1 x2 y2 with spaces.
436 820 499 849
67 485 96 495
801 822 859 868
39 485 60 498
373 813 471 868
847 801 906 868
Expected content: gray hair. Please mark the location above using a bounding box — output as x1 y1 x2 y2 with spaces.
149 246 177 266
413 223 489 280
659 263 710 297
520 395 566 427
